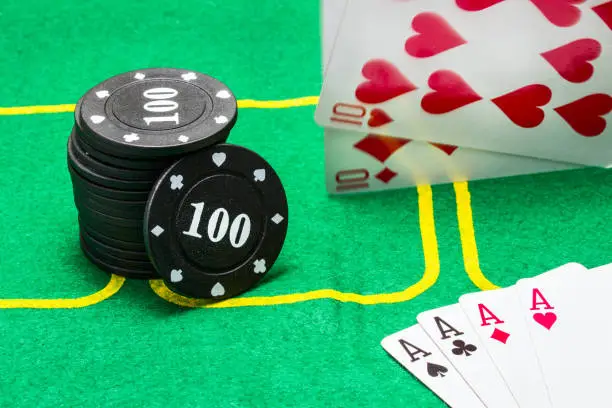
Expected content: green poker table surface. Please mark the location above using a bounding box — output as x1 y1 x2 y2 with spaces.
0 1 610 406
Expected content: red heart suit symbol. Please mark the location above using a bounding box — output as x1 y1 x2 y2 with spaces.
421 70 483 114
491 84 552 128
405 12 466 58
593 2 612 30
541 38 602 83
529 0 585 27
368 109 394 128
554 94 612 137
455 0 505 11
533 312 557 330
355 59 417 104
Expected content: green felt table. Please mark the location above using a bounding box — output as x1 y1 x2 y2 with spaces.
0 1 610 406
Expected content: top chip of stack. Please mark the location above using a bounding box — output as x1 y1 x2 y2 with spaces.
75 68 238 159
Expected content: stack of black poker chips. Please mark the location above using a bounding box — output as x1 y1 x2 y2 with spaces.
67 68 238 279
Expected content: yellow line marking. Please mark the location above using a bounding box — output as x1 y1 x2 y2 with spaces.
0 97 320 116
0 104 76 115
238 96 319 109
0 275 126 309
149 184 440 308
453 181 499 291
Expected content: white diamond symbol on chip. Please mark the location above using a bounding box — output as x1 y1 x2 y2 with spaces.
178 135 189 143
90 115 105 124
123 133 140 142
271 214 284 224
216 90 231 99
182 72 197 81
214 115 229 125
134 73 146 80
151 225 164 237
96 90 109 99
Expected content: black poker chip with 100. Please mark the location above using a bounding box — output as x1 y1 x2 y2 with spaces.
67 67 288 300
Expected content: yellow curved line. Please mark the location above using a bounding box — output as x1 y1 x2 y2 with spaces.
149 184 441 308
0 275 126 309
0 97 319 116
453 181 499 291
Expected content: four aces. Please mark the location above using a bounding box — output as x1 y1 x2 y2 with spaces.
382 262 612 408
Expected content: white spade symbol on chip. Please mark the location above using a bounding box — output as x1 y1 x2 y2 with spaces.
170 269 183 283
211 282 225 297
253 169 266 182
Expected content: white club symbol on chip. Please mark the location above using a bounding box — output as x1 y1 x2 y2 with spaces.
170 174 184 190
123 133 140 143
253 259 267 274
182 72 197 81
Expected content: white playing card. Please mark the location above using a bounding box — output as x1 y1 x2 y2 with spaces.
515 261 612 407
323 127 578 194
417 304 518 408
459 284 557 407
590 261 612 273
381 324 485 408
321 0 349 73
315 0 612 167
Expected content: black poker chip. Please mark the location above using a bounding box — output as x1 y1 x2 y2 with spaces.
80 235 157 280
79 219 146 252
81 229 150 262
68 141 155 191
143 144 288 300
68 166 151 202
75 68 238 159
70 131 162 181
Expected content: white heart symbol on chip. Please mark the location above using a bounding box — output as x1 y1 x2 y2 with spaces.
212 152 226 167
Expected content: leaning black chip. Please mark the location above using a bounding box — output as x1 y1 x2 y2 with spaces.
143 144 288 300
76 68 238 158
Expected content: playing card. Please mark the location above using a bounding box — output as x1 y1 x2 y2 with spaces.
417 304 518 407
381 324 485 408
324 127 578 194
321 0 349 72
315 0 612 167
459 284 558 407
515 261 612 407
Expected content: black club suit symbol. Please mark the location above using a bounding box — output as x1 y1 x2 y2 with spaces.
451 339 477 357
